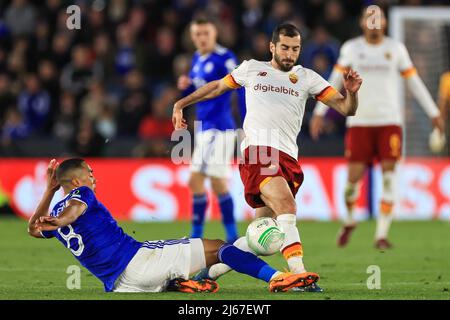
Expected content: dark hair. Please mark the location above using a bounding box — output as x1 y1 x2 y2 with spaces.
190 16 217 27
271 23 301 44
56 158 86 182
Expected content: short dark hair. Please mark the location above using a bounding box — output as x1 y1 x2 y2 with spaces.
271 23 301 44
190 17 216 27
56 158 86 182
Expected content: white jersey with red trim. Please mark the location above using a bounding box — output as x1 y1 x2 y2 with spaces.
335 36 416 127
224 59 336 159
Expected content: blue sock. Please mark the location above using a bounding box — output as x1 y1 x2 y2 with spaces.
218 244 277 282
191 194 207 238
218 193 238 243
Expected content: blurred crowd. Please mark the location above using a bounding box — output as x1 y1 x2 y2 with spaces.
0 0 447 157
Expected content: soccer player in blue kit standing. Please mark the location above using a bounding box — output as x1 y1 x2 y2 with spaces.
178 18 246 243
28 158 319 293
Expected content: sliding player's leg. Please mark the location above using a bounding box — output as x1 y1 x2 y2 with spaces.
337 161 366 247
113 239 217 293
194 206 275 281
199 239 318 292
192 200 321 291
192 234 256 281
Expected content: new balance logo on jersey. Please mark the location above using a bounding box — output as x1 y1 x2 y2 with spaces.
253 83 299 97
257 71 267 76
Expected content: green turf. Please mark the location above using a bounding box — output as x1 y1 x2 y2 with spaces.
0 217 449 300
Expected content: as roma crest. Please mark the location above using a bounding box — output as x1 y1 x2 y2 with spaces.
289 73 298 84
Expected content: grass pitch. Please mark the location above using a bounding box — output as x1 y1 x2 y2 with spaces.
0 217 449 300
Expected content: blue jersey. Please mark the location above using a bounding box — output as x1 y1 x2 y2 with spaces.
187 45 246 131
41 186 142 292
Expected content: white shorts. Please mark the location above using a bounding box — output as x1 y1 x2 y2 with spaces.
113 238 206 292
190 129 236 178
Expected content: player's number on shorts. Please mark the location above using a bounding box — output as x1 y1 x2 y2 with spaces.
58 225 84 256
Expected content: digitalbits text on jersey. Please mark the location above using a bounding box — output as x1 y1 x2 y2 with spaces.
253 83 299 97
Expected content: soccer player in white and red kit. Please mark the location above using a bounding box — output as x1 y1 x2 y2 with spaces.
172 23 362 291
311 6 444 249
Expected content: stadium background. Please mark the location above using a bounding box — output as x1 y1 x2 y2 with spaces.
0 0 449 222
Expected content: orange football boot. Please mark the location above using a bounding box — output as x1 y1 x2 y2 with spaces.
269 272 319 293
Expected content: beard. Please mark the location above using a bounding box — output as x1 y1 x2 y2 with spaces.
274 53 295 72
367 29 384 41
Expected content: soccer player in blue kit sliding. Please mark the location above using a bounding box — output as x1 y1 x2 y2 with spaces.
28 158 319 293
178 18 246 243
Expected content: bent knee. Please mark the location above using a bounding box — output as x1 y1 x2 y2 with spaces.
211 239 226 246
273 196 297 214
202 239 226 266
210 178 228 195
202 239 226 252
188 175 206 193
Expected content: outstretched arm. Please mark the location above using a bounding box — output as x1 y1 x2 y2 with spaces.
172 79 234 130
